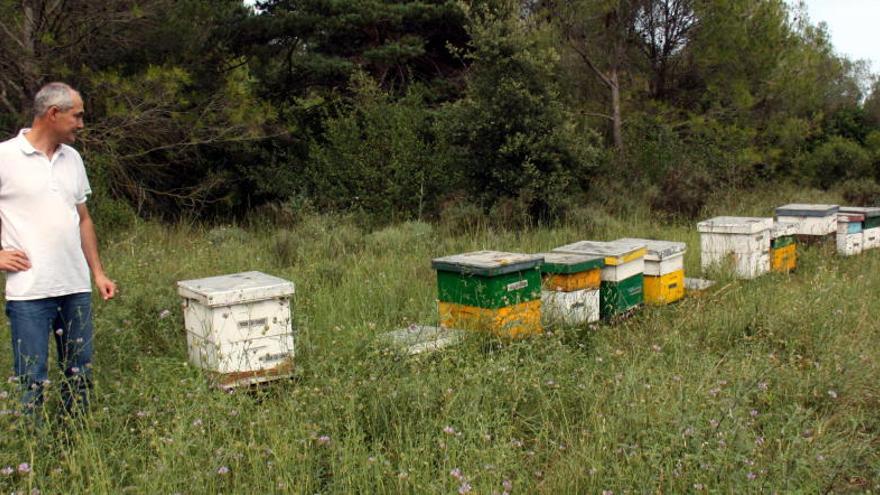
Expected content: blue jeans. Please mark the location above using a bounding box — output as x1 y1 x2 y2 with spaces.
6 292 94 414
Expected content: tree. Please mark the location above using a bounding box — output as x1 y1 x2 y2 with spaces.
236 0 471 102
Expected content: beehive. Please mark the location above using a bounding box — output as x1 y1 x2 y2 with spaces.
432 251 543 338
770 222 798 273
177 271 295 388
840 207 880 250
616 238 686 305
538 252 604 325
837 213 864 256
697 216 772 279
775 204 839 239
553 240 646 319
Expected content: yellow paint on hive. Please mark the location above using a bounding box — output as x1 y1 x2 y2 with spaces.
770 244 797 273
604 248 647 266
643 269 685 305
543 269 601 292
438 300 542 338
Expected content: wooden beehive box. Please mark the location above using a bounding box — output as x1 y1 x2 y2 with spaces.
431 251 544 338
177 271 295 388
538 252 604 326
616 238 686 305
553 240 646 319
697 216 772 279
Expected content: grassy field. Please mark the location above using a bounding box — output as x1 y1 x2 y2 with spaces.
1 187 879 494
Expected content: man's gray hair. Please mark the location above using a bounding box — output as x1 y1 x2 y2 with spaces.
33 82 77 117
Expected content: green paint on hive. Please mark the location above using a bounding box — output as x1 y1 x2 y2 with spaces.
541 257 605 274
771 235 795 248
437 268 541 309
600 274 643 318
866 217 880 229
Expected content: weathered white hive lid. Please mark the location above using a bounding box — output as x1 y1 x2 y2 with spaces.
775 203 839 217
615 238 686 261
697 216 773 235
177 271 295 307
431 251 543 276
840 206 880 218
771 222 798 238
553 239 646 266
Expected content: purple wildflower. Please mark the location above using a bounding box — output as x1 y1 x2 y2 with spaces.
17 463 30 474
217 466 230 475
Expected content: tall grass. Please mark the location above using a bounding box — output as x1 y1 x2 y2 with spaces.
1 187 878 493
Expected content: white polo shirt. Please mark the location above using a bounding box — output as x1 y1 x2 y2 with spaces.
0 129 92 300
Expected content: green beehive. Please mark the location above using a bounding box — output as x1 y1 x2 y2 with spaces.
600 274 644 317
432 252 543 309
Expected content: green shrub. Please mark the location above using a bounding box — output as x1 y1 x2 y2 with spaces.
305 73 451 222
436 8 600 221
800 136 872 189
837 179 880 206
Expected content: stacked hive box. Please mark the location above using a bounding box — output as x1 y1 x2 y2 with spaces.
698 217 773 279
770 222 798 273
432 251 544 338
775 204 839 242
616 238 686 305
840 207 880 250
538 252 604 325
836 213 864 256
553 240 646 319
177 271 296 388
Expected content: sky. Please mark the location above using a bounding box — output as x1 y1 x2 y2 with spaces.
796 0 880 73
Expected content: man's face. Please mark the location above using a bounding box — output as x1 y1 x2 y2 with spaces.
51 91 84 144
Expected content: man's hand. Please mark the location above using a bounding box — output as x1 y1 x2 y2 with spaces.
95 272 116 301
0 250 31 272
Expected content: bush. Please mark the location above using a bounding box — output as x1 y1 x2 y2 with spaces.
650 162 714 219
436 8 600 221
800 136 872 189
305 73 452 222
837 179 880 206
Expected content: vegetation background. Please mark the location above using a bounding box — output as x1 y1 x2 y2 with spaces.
1 0 880 493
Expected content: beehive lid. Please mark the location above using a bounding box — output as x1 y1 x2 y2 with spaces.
537 252 604 274
553 240 646 266
775 203 839 217
840 206 880 218
615 238 686 261
177 271 295 307
697 216 773 234
838 213 865 223
771 222 798 239
431 251 543 277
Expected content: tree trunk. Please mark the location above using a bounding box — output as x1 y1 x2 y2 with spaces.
610 67 623 151
20 1 39 112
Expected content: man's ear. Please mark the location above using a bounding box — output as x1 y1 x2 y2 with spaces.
46 106 59 121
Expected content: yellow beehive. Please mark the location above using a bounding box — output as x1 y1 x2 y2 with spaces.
616 238 686 306
543 269 602 292
439 300 542 338
643 269 684 305
770 242 796 273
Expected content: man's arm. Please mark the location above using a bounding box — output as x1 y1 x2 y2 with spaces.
0 218 31 272
77 203 116 300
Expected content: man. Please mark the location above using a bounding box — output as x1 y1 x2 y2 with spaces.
0 82 116 415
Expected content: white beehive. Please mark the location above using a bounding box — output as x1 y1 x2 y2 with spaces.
538 252 602 326
616 238 686 276
836 213 864 256
697 216 772 279
841 207 880 250
542 289 600 325
177 271 295 387
775 204 839 236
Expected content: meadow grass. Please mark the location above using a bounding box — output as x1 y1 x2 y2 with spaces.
1 186 879 494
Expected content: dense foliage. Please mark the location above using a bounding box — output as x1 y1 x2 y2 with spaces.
1 0 879 222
